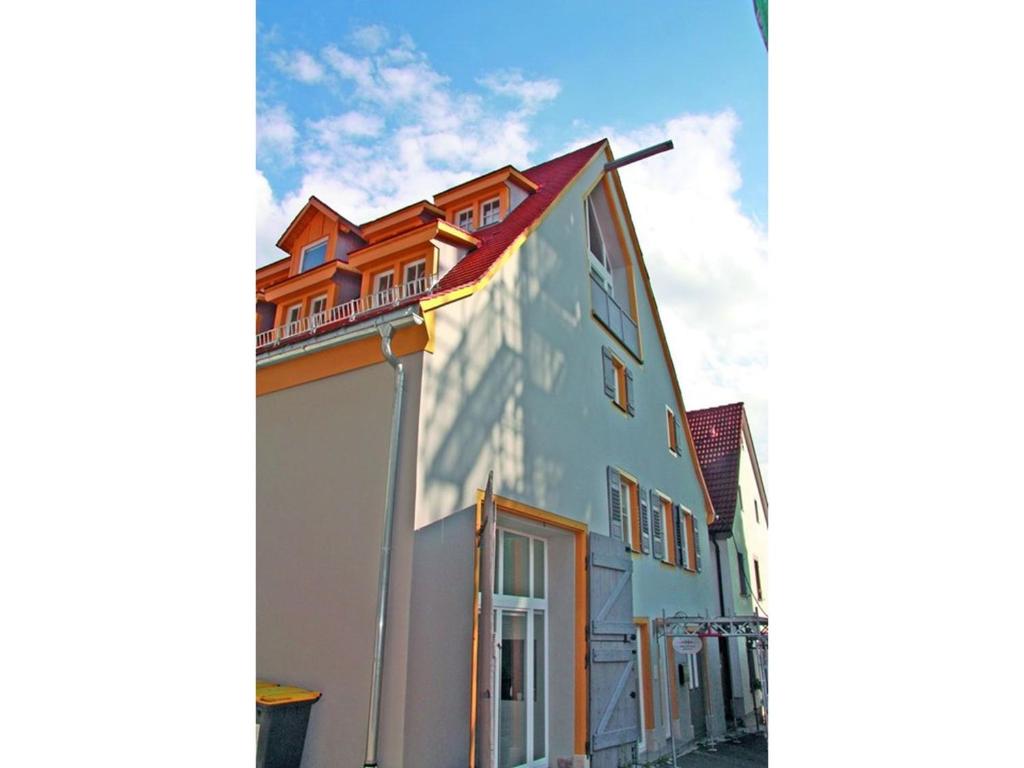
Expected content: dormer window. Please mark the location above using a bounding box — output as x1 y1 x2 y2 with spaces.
301 237 329 272
480 198 501 227
403 260 427 291
456 207 474 231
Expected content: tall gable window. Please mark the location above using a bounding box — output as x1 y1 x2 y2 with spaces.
300 238 329 272
587 198 611 291
587 182 640 359
601 346 634 415
480 197 501 227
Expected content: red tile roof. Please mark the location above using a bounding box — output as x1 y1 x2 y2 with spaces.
431 139 606 296
257 140 606 353
687 402 745 534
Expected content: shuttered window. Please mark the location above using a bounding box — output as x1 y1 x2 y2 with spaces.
681 510 697 572
666 408 680 454
638 485 651 554
648 489 664 560
660 497 676 565
608 466 643 550
673 504 685 567
600 346 635 415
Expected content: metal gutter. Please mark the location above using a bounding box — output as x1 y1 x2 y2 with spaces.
362 313 422 767
255 306 422 368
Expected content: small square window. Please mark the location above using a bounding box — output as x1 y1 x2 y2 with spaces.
300 239 329 272
481 198 500 226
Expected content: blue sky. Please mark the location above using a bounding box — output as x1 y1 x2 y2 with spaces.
255 0 769 476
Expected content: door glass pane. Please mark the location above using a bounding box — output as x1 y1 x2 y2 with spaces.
502 532 529 597
532 539 545 599
533 610 546 761
499 612 527 768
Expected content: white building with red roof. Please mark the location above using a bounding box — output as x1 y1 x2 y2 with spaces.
257 140 732 768
687 402 769 731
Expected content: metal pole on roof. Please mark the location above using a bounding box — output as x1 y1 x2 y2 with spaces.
603 141 674 172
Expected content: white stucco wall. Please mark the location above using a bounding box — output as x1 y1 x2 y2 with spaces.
416 151 726 753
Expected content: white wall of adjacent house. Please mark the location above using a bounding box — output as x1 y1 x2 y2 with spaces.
723 422 769 729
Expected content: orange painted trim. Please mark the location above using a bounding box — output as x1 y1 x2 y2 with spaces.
439 183 508 226
255 321 429 396
360 200 446 242
264 261 353 304
276 195 362 253
604 148 717 526
685 513 697 572
468 492 589 760
636 620 655 731
349 220 479 269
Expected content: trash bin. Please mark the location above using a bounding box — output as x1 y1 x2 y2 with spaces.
256 680 322 768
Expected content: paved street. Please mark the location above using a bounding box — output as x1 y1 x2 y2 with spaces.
676 733 768 767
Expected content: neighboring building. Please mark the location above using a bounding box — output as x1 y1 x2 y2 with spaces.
257 140 729 768
687 402 769 731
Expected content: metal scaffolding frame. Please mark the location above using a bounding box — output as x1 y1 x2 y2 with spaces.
651 613 768 766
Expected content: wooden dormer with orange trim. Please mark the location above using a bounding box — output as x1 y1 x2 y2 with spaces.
360 200 446 244
348 219 479 300
434 165 538 233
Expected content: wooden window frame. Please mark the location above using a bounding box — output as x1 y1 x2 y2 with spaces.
682 509 697 573
403 258 427 286
619 473 641 552
753 558 763 601
666 407 679 454
299 236 329 273
611 356 628 412
456 206 474 231
635 620 654 752
308 293 328 317
661 495 675 565
480 197 501 227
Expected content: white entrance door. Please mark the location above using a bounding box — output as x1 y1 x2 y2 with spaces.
493 528 548 768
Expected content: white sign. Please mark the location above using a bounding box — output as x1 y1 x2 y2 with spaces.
672 636 703 655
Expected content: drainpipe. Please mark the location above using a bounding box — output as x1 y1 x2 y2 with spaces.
362 315 422 768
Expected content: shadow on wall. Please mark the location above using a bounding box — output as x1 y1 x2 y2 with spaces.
421 221 595 522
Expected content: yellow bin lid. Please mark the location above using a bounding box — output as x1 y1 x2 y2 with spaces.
256 680 322 707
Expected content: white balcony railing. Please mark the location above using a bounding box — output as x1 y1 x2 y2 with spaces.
257 274 435 348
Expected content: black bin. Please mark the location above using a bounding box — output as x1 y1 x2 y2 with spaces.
256 680 322 768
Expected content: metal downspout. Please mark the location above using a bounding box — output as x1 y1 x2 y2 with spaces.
362 319 413 767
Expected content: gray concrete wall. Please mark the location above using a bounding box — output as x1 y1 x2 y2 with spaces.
401 506 476 767
256 352 422 768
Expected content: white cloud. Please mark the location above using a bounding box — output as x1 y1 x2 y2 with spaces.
478 70 561 112
255 104 297 164
273 49 325 83
258 30 556 259
309 111 384 144
573 112 770 474
351 24 389 52
255 29 766 475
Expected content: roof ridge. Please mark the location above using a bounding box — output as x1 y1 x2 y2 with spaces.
523 138 608 176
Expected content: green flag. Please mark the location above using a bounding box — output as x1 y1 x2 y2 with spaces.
753 0 768 49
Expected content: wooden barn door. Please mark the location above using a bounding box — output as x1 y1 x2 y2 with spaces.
587 532 640 768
